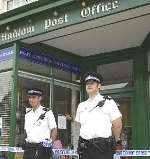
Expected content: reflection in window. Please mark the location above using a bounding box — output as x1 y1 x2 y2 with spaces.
53 68 72 81
0 71 12 146
19 59 52 76
72 73 81 83
97 60 133 90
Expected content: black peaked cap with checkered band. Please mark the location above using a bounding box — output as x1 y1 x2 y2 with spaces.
27 88 43 96
82 72 103 84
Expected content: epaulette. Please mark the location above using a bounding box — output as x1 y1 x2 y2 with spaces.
37 107 50 120
43 107 50 112
26 109 32 114
103 95 112 100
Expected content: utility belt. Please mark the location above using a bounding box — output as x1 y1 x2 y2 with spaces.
23 141 53 157
24 141 52 150
78 136 116 156
25 142 41 149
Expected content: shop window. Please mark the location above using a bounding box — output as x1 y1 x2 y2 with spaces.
53 68 72 81
15 76 50 146
97 60 133 90
0 71 12 146
19 59 52 77
53 67 81 82
72 73 81 83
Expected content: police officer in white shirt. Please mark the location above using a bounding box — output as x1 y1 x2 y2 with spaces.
75 72 122 159
23 88 57 159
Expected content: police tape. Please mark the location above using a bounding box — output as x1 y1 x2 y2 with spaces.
115 150 150 157
0 146 150 157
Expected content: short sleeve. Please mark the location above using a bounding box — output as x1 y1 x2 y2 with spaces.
47 110 57 130
107 100 122 122
24 115 27 130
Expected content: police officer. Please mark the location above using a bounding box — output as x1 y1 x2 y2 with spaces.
23 88 57 159
75 72 122 159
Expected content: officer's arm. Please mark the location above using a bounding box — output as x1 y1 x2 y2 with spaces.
50 128 57 142
66 113 74 121
112 117 122 141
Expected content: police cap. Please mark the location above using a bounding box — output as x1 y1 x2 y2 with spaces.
27 88 43 96
82 72 103 84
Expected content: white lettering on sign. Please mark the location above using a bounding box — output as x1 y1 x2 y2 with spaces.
1 25 35 42
80 0 119 18
44 14 69 30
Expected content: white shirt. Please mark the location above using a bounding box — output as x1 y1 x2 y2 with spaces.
75 93 122 140
24 105 57 143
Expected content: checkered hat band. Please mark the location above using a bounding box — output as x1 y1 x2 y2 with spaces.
85 75 100 82
28 90 42 95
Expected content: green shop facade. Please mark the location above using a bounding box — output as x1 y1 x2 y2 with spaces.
0 0 150 159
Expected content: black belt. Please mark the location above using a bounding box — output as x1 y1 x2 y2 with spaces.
78 136 112 154
79 136 110 143
88 137 110 143
25 142 40 148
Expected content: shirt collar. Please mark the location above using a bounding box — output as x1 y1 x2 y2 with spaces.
88 93 103 102
32 105 43 113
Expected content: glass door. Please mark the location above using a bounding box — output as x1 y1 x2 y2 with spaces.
53 79 80 149
53 85 72 147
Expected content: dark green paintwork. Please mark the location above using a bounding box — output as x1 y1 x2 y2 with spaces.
8 43 19 159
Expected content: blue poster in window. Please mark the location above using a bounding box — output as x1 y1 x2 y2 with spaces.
0 47 13 62
20 48 81 74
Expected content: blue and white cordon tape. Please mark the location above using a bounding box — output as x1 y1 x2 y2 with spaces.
0 146 150 157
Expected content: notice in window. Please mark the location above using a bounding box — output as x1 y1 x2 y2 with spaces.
58 114 66 129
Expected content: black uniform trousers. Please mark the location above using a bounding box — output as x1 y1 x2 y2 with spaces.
78 136 114 159
23 142 52 159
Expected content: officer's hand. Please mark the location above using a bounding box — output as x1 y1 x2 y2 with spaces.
42 139 53 148
65 113 73 120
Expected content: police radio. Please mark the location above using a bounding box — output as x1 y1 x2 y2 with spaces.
33 107 49 125
89 96 112 112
